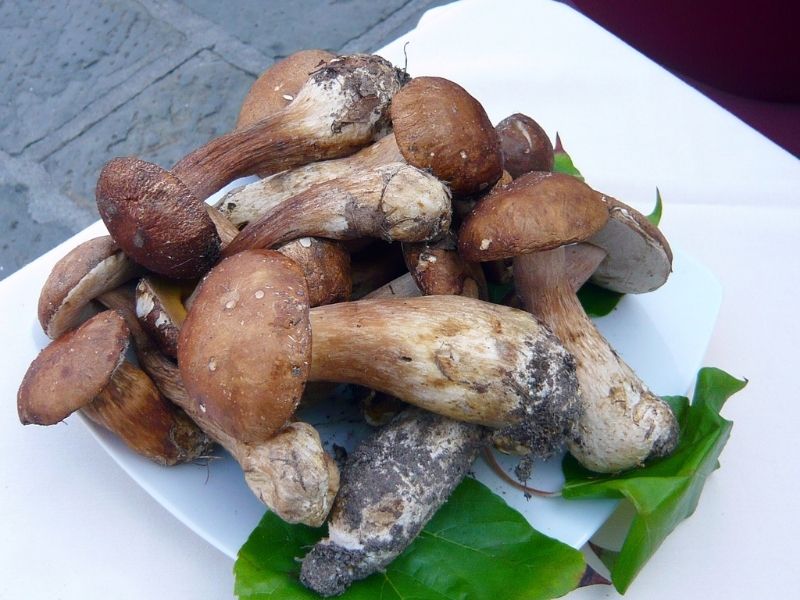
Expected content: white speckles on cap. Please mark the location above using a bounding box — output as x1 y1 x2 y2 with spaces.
480 239 492 250
254 290 265 299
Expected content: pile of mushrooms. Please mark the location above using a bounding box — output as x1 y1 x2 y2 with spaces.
17 50 679 596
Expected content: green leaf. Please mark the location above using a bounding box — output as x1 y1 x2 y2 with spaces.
235 478 587 600
647 189 663 226
576 282 624 317
562 368 747 593
552 133 585 181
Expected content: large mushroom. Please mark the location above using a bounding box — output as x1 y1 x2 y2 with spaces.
96 54 406 279
17 310 212 465
179 250 579 459
220 162 452 257
459 171 679 472
216 76 502 228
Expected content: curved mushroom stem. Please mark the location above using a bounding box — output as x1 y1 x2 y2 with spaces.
222 163 452 257
216 134 404 228
99 287 339 525
308 295 580 458
513 247 679 472
171 54 407 199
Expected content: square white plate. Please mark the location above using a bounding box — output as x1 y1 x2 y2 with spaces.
0 0 729 564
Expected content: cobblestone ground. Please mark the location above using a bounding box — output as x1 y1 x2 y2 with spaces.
0 0 450 279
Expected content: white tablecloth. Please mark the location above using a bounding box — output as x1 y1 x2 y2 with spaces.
2 1 798 598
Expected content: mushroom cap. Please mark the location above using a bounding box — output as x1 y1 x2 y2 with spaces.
495 113 554 177
390 76 502 196
588 195 674 293
37 235 140 339
236 49 335 129
18 310 129 425
96 157 221 279
402 233 488 299
276 237 352 307
458 171 609 262
178 250 312 444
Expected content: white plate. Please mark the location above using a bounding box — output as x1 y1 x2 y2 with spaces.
1 205 721 560
0 0 727 564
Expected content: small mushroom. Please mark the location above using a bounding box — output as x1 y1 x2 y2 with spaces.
221 163 452 258
402 231 487 299
567 195 674 293
216 75 502 227
495 113 554 177
38 236 142 339
99 285 338 526
236 49 335 130
275 237 351 306
17 310 211 465
459 172 679 472
96 54 407 279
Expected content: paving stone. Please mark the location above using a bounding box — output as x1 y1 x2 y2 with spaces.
178 0 446 56
42 50 255 217
0 0 187 156
0 152 95 279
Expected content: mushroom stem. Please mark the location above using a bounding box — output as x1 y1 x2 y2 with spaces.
564 242 608 291
222 163 452 257
513 247 679 472
307 295 580 457
171 54 406 199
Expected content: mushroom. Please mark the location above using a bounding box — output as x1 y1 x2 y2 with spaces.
17 310 212 465
236 49 335 130
566 195 674 293
179 249 578 457
402 231 487 299
38 235 142 339
301 409 488 597
459 171 679 472
136 276 193 359
96 54 406 279
215 75 502 227
220 162 452 258
98 285 338 526
495 113 554 177
274 237 351 306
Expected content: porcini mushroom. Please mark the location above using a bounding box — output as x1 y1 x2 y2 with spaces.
567 195 674 293
96 54 406 279
495 113 554 177
180 250 578 458
216 75 502 227
220 163 452 258
402 231 487 299
17 310 212 465
459 171 679 472
38 235 142 339
98 285 338 526
236 49 335 130
301 409 488 597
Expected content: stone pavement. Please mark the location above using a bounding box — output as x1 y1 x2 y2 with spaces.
0 0 451 280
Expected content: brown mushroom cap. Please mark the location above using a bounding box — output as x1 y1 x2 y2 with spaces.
402 232 487 299
495 113 554 177
96 157 221 279
587 195 674 293
18 310 129 425
37 235 141 339
276 237 351 306
237 49 336 130
391 76 502 196
178 250 312 444
458 171 609 262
